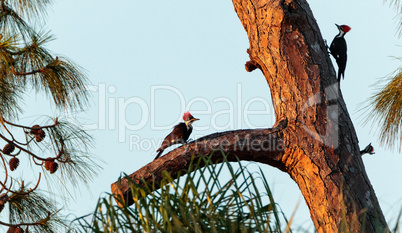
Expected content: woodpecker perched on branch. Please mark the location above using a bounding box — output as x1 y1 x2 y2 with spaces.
329 24 351 82
360 143 375 156
154 111 199 160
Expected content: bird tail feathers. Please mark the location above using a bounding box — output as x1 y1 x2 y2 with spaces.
154 150 164 160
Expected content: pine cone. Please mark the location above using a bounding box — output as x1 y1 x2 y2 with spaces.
49 161 58 174
14 227 24 233
30 125 40 135
0 193 8 213
44 158 53 171
9 157 19 171
0 193 8 204
7 226 16 233
35 129 46 142
3 143 15 155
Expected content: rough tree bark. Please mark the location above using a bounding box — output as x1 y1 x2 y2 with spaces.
111 0 388 232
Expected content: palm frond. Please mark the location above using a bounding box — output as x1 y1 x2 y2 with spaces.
72 156 290 233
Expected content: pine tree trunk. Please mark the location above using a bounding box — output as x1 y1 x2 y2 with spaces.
112 0 388 232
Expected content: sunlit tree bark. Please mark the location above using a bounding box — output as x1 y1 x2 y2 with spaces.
112 0 388 232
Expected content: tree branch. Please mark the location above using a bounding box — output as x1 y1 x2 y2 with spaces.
2 117 59 130
0 211 51 227
111 120 288 206
11 65 43 76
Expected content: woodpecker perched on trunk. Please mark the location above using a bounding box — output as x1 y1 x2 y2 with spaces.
329 24 351 82
360 143 375 156
154 111 199 160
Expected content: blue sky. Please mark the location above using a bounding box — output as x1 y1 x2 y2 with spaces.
16 0 401 230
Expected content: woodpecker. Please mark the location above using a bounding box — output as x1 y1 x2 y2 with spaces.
360 143 375 156
154 111 199 160
329 24 351 82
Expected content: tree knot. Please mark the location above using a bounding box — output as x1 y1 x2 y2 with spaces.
245 60 262 72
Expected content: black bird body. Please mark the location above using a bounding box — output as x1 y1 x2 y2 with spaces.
330 36 347 80
360 143 375 155
155 123 192 158
329 24 351 82
154 112 199 160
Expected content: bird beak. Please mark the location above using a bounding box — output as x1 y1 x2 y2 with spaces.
192 118 200 122
335 23 340 29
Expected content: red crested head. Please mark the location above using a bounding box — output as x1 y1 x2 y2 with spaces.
183 111 193 121
340 25 351 33
182 111 200 124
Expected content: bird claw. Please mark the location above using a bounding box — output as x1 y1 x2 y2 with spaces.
186 138 194 143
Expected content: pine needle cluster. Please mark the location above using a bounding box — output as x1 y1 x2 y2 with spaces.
0 3 89 118
384 0 402 37
0 0 100 232
364 61 402 152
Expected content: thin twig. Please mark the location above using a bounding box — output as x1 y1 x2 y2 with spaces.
20 131 35 146
11 65 43 76
0 132 53 161
0 173 41 196
28 172 41 193
0 179 13 195
32 156 43 166
0 154 8 193
0 118 15 141
0 211 51 227
2 117 58 130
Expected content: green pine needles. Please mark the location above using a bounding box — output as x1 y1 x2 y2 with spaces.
0 2 89 119
0 0 99 232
